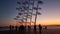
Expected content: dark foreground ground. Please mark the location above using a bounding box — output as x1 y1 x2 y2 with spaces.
0 29 60 34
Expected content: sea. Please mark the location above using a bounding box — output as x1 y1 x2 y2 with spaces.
0 26 60 31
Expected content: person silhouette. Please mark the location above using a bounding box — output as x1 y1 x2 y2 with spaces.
28 25 30 31
45 26 47 30
15 26 18 31
34 25 37 34
10 25 12 32
39 24 42 34
34 25 36 31
19 25 24 32
10 25 14 32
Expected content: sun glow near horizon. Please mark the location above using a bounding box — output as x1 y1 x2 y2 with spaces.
10 20 60 26
0 20 60 27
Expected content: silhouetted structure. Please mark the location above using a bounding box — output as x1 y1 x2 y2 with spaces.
14 0 43 34
15 0 43 28
39 24 42 34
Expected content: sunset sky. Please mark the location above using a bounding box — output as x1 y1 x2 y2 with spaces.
0 0 60 26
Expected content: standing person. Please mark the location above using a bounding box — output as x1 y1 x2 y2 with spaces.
34 25 37 34
45 26 47 30
10 25 12 32
12 26 14 31
34 25 36 31
28 25 30 31
39 24 42 34
19 25 24 32
9 25 14 32
15 26 18 31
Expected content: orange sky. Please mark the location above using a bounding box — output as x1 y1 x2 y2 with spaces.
0 20 60 27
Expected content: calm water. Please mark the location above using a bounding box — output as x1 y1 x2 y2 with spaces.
0 26 60 31
0 28 9 31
